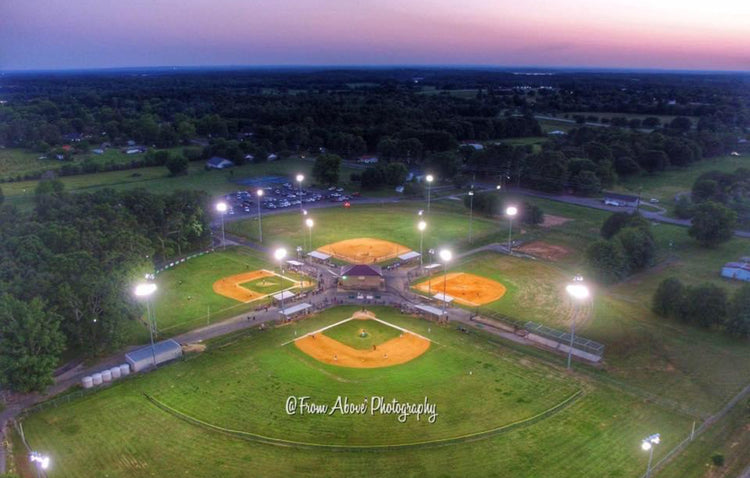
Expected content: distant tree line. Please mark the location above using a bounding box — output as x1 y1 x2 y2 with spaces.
461 191 544 226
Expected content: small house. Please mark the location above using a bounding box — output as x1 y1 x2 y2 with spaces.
206 156 235 169
721 262 750 282
602 192 639 208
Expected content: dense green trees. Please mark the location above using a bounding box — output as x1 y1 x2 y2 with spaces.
166 154 188 176
0 182 211 390
652 277 685 318
312 153 342 186
688 201 737 247
587 212 656 283
360 162 409 189
652 277 742 334
0 295 65 392
728 285 750 337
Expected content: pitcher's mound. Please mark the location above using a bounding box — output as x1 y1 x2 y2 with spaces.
414 272 506 306
317 238 411 264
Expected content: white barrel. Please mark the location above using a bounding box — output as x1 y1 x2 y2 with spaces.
110 366 121 379
92 373 103 386
101 370 112 382
81 376 93 389
120 364 131 376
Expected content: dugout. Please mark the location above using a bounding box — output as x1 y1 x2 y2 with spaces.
125 339 183 372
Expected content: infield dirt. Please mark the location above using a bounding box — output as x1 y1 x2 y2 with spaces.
317 238 410 264
212 270 278 302
414 272 506 306
294 315 431 368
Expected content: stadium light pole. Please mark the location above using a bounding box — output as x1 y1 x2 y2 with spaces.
216 201 227 249
256 189 264 243
505 205 518 254
425 174 434 214
468 189 474 243
418 220 427 270
306 218 314 252
296 173 304 214
29 451 50 478
134 282 158 368
565 275 589 370
439 249 452 318
641 433 661 478
274 248 287 314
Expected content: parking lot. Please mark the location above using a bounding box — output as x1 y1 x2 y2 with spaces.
223 181 359 217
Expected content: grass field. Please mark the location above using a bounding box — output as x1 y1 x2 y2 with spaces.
323 318 403 349
615 154 747 208
21 306 696 477
476 197 750 416
0 147 197 181
147 246 306 338
0 157 370 209
226 203 502 254
437 251 574 327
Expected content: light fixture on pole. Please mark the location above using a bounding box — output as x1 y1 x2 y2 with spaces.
274 248 288 314
425 174 434 214
30 451 50 477
216 201 227 249
256 189 264 243
468 189 474 243
565 275 589 370
641 433 661 478
439 249 452 318
418 220 427 270
296 173 304 214
134 282 158 368
305 218 314 251
505 205 518 254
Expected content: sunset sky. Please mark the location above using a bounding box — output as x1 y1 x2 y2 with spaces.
2 0 748 71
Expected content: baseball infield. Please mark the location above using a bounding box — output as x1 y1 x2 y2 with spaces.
414 272 506 306
317 238 411 264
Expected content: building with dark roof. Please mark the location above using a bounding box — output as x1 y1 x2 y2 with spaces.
602 191 639 208
340 264 385 290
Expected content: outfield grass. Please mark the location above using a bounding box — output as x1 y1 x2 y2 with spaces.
148 246 302 338
21 306 694 477
226 203 503 255
440 251 575 328
323 318 403 349
489 196 750 415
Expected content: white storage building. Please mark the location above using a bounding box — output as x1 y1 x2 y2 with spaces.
125 339 183 372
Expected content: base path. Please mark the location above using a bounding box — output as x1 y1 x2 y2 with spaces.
317 238 411 264
414 272 506 306
293 313 431 368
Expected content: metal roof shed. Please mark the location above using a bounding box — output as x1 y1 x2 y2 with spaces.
125 339 183 372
